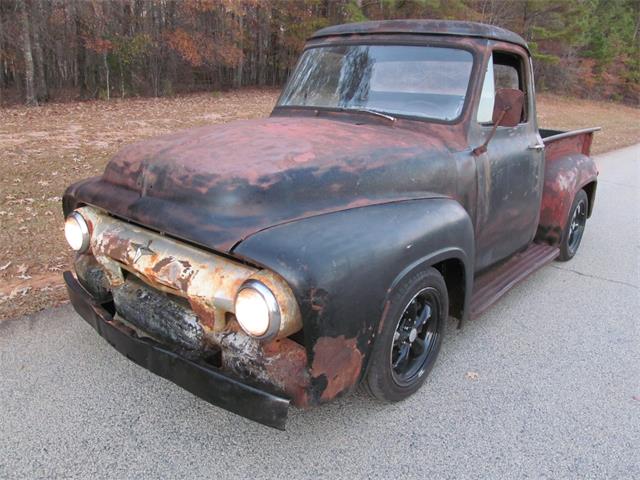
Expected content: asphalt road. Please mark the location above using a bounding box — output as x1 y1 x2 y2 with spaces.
1 144 638 479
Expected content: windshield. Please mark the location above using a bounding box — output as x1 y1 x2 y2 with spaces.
278 45 474 122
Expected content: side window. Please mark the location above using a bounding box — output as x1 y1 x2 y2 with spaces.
477 51 527 124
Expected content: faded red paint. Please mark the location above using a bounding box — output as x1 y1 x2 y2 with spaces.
103 117 452 189
311 336 363 401
536 130 599 246
64 66 471 254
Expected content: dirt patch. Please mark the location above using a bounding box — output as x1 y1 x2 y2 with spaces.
0 89 638 320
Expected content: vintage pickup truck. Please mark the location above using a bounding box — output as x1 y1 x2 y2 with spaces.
62 20 599 429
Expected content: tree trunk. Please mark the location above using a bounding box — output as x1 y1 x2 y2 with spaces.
119 56 125 98
257 5 267 86
522 1 531 41
74 0 89 98
235 14 243 88
32 0 48 102
103 51 110 100
19 0 37 106
0 9 4 105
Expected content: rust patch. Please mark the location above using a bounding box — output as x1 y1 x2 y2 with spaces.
377 299 391 335
309 287 329 314
69 106 469 254
174 261 195 292
188 298 217 331
311 335 363 402
152 256 174 273
536 131 598 246
99 231 130 262
263 338 311 407
212 323 310 406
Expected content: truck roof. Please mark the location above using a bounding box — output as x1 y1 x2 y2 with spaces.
310 19 529 52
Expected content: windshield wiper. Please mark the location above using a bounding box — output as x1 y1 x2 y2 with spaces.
339 107 396 123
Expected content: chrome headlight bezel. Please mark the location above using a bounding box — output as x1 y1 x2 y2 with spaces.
234 279 281 340
64 211 91 253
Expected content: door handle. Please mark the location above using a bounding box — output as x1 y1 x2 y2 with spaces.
528 143 545 151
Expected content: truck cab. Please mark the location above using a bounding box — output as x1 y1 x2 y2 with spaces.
62 20 599 429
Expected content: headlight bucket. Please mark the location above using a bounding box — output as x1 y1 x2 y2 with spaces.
64 211 91 253
234 279 281 340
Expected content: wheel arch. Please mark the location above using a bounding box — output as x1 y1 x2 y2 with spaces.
581 180 597 218
387 249 471 324
233 197 475 404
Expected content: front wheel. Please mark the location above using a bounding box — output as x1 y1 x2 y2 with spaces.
364 267 448 402
558 189 588 261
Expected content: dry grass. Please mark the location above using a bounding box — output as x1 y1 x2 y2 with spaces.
0 89 278 319
0 89 638 319
537 94 640 154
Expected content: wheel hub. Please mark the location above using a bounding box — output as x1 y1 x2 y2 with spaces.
390 288 440 385
408 328 418 343
568 199 587 254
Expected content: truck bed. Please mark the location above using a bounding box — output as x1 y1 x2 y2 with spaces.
541 127 601 160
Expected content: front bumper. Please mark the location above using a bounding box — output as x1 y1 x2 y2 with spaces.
64 271 290 430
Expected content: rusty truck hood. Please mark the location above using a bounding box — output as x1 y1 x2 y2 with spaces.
67 116 458 253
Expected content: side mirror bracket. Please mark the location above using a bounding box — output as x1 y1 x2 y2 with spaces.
473 88 525 156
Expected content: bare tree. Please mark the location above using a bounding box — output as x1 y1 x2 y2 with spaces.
31 0 47 102
19 0 37 106
0 6 4 105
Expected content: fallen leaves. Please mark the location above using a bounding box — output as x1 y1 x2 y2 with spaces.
11 286 31 298
0 286 32 306
1 89 278 321
464 371 480 381
16 264 31 280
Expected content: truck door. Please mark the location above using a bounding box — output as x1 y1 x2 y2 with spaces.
474 49 545 271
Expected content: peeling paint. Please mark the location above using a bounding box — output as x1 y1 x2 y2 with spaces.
311 336 363 402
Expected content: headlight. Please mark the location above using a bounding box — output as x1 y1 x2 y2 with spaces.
234 280 281 339
64 211 91 253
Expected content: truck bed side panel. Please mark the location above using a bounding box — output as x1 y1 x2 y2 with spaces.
535 129 599 246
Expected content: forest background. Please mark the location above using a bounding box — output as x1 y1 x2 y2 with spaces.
0 0 638 107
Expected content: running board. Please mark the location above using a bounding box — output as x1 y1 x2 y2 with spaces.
470 243 559 319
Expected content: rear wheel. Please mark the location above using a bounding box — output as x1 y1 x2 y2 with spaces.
364 268 447 402
558 189 588 261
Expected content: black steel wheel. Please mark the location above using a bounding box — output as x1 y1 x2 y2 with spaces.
390 288 441 386
558 189 588 261
364 267 447 402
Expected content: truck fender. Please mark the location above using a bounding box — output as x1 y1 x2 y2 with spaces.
233 198 474 405
535 153 598 247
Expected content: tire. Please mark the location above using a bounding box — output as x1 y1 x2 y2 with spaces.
557 189 588 261
364 267 448 402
